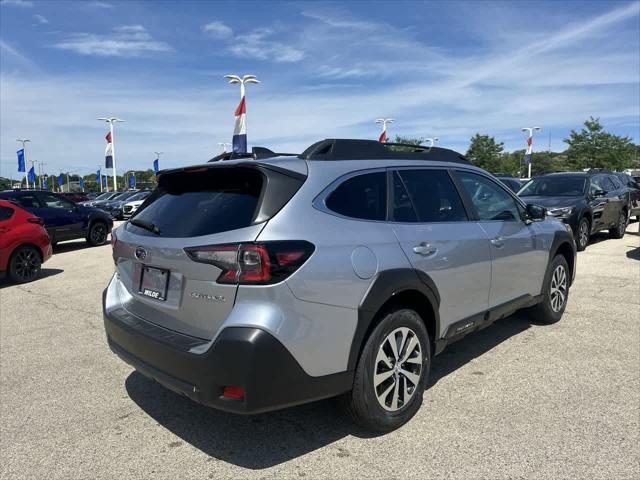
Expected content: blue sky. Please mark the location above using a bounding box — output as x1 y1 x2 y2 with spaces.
1 0 639 178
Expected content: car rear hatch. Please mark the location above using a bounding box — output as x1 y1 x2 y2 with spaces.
111 161 306 340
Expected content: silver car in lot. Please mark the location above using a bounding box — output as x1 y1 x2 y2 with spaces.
103 139 576 431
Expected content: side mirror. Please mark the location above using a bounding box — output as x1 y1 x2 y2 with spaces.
526 204 546 221
593 189 607 198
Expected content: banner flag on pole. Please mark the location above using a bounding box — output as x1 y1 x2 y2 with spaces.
79 178 85 190
97 169 101 183
43 177 48 190
27 166 36 184
524 135 533 164
232 96 247 153
379 130 387 143
153 159 159 174
17 149 25 172
57 174 63 186
129 175 135 188
105 132 114 168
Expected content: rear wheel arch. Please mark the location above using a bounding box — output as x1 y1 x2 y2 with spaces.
9 242 44 263
349 269 440 371
553 241 575 286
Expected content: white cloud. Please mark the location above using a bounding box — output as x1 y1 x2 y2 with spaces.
202 21 233 38
228 28 305 63
85 1 113 8
53 25 173 57
0 0 33 7
33 13 48 25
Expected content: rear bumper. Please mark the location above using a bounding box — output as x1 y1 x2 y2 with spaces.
103 290 353 414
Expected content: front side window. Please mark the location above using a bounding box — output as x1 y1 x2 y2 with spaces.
589 176 605 195
39 193 75 209
392 169 467 222
326 172 386 221
457 170 522 221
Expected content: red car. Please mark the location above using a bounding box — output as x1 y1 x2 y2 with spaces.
61 192 89 203
0 200 52 283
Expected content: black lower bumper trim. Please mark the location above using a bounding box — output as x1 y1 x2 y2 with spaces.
104 303 353 414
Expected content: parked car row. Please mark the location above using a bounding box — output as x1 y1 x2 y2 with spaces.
0 190 114 283
79 190 152 220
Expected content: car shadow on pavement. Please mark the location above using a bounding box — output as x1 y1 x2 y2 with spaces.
125 313 534 469
626 246 640 261
428 313 532 388
53 241 109 254
125 372 372 469
0 268 64 289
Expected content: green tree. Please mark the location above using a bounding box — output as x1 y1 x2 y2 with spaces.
564 117 636 170
465 133 505 172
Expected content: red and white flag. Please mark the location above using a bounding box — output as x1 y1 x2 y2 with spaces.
105 132 113 168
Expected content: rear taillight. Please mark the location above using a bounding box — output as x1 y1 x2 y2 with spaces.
27 217 44 226
185 241 314 285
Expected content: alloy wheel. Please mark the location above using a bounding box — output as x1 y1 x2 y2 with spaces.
579 220 589 249
374 327 423 412
549 264 567 313
91 223 107 244
13 248 40 282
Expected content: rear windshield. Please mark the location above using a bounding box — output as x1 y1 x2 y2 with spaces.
129 167 263 238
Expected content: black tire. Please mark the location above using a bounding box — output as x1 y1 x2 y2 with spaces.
7 245 42 284
576 217 590 251
609 211 627 239
340 307 430 432
529 254 570 324
86 221 109 246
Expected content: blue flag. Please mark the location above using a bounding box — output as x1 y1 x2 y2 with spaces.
17 149 25 172
43 177 48 190
153 158 159 174
79 178 85 190
28 166 36 183
57 174 63 186
96 169 101 183
129 175 136 188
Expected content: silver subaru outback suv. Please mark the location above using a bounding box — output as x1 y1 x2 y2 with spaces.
103 139 576 432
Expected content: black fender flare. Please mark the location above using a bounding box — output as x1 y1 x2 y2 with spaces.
548 229 577 286
348 268 440 371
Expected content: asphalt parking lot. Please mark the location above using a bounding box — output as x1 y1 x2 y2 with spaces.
1 224 639 480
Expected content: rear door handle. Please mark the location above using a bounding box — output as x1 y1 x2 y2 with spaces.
490 236 505 248
413 242 437 256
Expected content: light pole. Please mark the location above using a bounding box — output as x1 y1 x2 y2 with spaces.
424 137 439 148
522 126 541 179
38 162 46 189
218 142 231 153
98 117 125 191
17 138 30 188
375 118 394 143
224 74 260 153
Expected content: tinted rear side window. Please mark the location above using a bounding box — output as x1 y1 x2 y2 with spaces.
393 169 468 222
0 205 14 221
130 168 263 238
326 172 386 221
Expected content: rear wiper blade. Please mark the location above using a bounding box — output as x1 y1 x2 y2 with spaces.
130 218 161 235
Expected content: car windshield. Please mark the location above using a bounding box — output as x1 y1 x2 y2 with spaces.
518 176 586 197
128 192 150 201
112 192 135 201
94 192 111 200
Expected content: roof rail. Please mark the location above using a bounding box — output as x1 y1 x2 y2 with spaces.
208 146 297 163
298 139 469 163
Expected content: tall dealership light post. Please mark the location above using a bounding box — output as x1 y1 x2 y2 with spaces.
224 74 260 153
424 137 439 148
218 142 231 153
98 117 125 191
375 118 394 143
522 126 541 179
17 138 30 188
